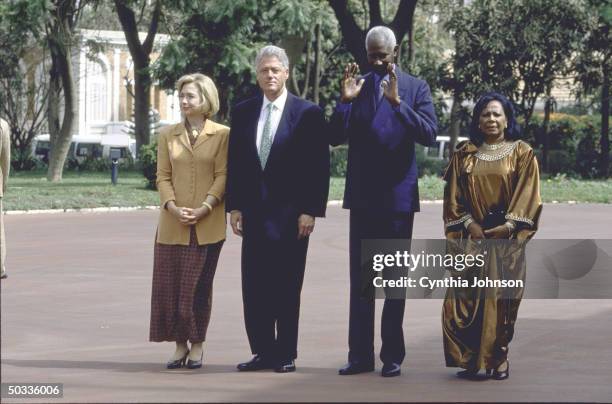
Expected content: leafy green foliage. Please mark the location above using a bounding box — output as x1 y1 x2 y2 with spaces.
153 0 348 121
573 0 612 97
443 0 589 124
524 113 607 177
330 146 347 177
0 0 53 169
139 141 158 189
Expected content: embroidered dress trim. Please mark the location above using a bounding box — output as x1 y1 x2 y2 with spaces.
475 141 519 161
481 141 506 151
445 214 473 228
505 213 534 226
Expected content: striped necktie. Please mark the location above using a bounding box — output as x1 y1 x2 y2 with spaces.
259 103 275 168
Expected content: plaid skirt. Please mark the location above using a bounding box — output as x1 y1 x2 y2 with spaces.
149 227 223 343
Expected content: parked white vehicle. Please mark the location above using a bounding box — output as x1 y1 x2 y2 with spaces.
424 135 470 159
32 133 136 163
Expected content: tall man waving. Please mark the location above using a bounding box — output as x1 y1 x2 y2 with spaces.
227 45 330 373
330 26 438 377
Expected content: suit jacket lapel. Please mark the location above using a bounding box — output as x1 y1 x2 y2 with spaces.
354 73 376 123
173 122 192 151
242 97 263 170
264 92 296 172
370 68 406 121
192 120 216 151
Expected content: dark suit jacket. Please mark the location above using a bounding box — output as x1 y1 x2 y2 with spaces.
226 92 330 240
329 68 438 213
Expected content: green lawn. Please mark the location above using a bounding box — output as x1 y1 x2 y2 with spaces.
4 170 158 211
3 171 611 211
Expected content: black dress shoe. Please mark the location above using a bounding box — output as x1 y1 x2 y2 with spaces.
166 352 188 369
274 360 296 373
0 273 7 279
186 352 203 369
381 362 401 377
237 355 274 371
338 362 375 375
492 361 509 380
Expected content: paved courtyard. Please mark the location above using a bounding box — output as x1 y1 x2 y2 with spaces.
2 204 612 402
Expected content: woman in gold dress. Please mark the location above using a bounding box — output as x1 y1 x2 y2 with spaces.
442 92 542 380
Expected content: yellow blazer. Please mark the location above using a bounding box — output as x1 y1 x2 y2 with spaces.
156 119 229 245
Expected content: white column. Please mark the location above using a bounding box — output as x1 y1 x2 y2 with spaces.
113 48 120 122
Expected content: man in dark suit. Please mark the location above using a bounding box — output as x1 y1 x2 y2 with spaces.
330 26 438 377
226 45 330 373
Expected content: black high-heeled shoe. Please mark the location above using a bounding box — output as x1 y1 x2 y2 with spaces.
492 360 509 380
186 352 203 369
166 351 189 369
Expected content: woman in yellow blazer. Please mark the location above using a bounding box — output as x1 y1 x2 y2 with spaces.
149 73 229 370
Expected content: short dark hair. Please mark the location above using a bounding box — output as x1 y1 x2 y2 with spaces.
469 92 521 146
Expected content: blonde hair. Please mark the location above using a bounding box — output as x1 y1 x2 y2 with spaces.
176 73 220 118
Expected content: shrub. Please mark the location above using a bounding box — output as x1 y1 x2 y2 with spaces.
330 145 348 177
523 112 604 177
140 141 158 190
330 144 448 178
78 157 112 172
576 130 600 179
416 145 448 177
11 147 45 171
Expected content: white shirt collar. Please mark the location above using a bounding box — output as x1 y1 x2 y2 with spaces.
262 86 288 112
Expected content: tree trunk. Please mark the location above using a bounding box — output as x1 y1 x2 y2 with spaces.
313 23 322 104
407 14 415 68
448 95 462 157
281 35 308 96
327 0 368 69
46 25 77 182
114 0 161 156
600 60 610 177
448 0 465 157
541 87 553 173
329 0 417 71
133 64 151 154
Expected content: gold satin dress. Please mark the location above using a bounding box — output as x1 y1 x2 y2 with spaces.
442 139 543 371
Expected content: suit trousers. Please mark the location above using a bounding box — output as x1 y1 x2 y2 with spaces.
348 210 414 365
241 222 309 362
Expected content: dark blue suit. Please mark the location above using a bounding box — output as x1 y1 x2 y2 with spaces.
227 92 329 362
330 68 437 366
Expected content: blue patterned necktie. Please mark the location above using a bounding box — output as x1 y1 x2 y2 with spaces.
259 103 275 168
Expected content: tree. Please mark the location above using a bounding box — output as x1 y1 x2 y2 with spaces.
113 0 163 155
153 0 349 120
328 0 418 70
434 0 464 155
403 0 455 149
0 0 51 169
443 0 588 170
574 0 611 177
45 0 85 182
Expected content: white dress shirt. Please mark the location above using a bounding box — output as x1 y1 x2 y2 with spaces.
256 86 288 151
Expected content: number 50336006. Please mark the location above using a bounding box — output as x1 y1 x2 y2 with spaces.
1 383 63 398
